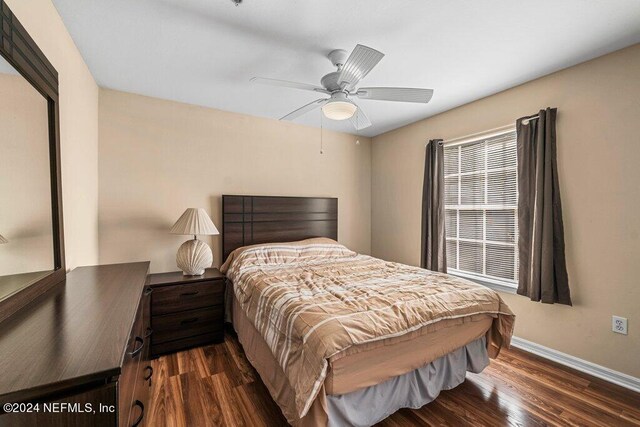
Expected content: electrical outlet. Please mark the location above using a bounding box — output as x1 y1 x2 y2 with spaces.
612 316 628 335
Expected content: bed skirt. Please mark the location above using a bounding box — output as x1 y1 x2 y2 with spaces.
325 336 489 426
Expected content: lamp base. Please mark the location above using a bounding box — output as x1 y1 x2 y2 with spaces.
176 239 213 276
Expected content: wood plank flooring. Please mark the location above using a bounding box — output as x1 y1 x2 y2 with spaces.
147 331 640 426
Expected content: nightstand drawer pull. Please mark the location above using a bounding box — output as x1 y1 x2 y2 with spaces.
144 327 153 338
180 317 199 325
180 291 199 297
129 337 144 358
144 287 153 296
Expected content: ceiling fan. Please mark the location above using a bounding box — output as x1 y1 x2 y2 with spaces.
251 44 434 130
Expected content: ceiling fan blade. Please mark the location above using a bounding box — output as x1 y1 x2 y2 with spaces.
355 87 434 103
280 98 328 121
350 103 372 131
337 44 384 90
251 77 329 94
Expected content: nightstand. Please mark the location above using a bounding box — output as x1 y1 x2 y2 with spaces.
148 268 225 358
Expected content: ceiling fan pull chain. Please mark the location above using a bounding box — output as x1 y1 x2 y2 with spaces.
320 111 324 155
356 109 361 145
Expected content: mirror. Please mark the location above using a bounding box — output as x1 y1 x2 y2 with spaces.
0 54 55 303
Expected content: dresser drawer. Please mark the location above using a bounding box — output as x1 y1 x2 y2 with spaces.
151 332 222 357
151 280 224 316
152 305 223 344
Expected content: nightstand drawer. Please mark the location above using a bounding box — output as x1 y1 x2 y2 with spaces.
152 305 223 344
151 332 222 357
151 280 224 316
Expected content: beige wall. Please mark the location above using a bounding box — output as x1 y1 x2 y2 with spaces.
0 73 53 275
6 0 100 270
371 44 640 377
98 89 371 273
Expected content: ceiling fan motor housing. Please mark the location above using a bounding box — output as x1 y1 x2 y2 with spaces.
320 71 343 92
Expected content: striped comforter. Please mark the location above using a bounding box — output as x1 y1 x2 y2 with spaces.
221 238 515 418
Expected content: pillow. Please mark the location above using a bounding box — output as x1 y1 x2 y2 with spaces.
220 237 354 275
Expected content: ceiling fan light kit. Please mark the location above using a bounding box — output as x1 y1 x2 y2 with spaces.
322 95 357 120
251 44 434 131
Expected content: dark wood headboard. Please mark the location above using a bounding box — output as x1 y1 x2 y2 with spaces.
222 195 338 260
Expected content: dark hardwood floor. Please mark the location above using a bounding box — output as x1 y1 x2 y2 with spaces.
148 331 640 426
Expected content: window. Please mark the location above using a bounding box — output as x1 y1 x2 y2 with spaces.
444 130 519 290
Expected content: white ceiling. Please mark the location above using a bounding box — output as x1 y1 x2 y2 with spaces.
52 0 640 137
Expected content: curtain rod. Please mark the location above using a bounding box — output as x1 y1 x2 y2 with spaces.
428 113 545 148
521 115 539 124
437 123 516 147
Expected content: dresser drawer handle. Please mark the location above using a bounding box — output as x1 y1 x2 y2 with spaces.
131 400 144 427
180 317 199 325
129 337 144 358
144 327 153 338
144 287 153 296
180 291 199 297
144 365 153 383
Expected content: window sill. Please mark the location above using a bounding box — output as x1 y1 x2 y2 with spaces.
448 271 517 294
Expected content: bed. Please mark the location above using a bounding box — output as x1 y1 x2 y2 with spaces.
220 195 515 426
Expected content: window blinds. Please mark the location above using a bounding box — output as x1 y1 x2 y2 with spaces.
444 131 519 286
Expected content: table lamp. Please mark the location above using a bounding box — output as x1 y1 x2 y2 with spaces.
170 208 219 275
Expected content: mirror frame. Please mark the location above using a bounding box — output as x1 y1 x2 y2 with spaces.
0 1 65 322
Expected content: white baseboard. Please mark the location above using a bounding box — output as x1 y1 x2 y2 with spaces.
510 336 640 394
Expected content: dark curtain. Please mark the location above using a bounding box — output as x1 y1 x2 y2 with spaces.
421 139 446 272
516 108 571 305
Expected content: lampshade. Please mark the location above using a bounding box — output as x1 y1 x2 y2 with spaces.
170 208 219 236
322 99 357 120
0 234 7 244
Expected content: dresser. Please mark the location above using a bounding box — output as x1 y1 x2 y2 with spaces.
0 262 153 427
148 268 225 357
